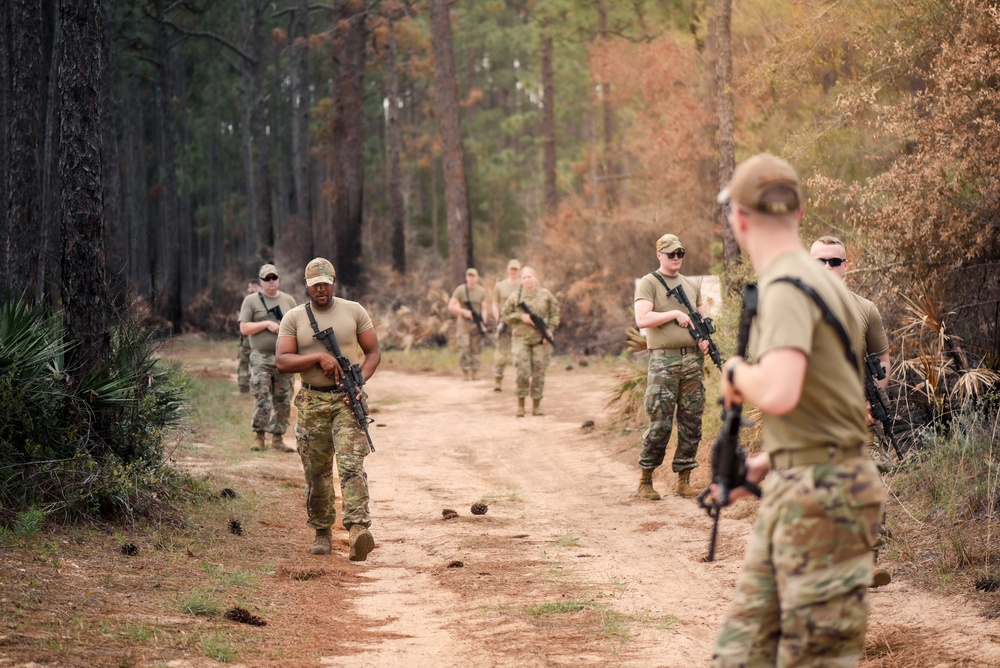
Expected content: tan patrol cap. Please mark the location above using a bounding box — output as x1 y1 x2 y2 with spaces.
466 267 479 277
258 263 279 279
717 153 802 215
506 259 521 270
655 234 683 253
304 258 336 286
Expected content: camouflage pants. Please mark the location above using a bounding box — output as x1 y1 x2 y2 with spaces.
638 350 705 473
493 329 512 380
294 388 371 531
712 457 885 668
456 326 483 372
249 351 293 435
237 337 251 392
512 340 551 400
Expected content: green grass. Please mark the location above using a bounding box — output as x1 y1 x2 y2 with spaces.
555 529 581 547
200 630 238 662
178 587 221 617
525 599 591 616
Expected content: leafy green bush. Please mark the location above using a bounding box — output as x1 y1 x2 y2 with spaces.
0 296 189 523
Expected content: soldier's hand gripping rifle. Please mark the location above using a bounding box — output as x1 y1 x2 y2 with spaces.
665 283 724 371
518 302 555 345
864 353 903 461
312 326 376 453
697 284 762 562
465 300 488 337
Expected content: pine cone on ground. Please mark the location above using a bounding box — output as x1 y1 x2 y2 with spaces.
228 519 244 536
470 502 488 516
224 607 267 626
119 542 139 556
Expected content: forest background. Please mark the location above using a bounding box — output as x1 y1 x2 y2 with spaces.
2 0 999 427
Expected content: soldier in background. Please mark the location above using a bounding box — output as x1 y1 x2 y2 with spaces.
811 234 894 588
491 259 521 392
448 268 488 380
634 234 710 500
501 266 559 417
237 279 260 394
239 264 297 452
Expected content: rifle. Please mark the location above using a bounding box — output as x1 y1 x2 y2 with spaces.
660 279 723 371
518 302 555 345
464 300 488 337
306 304 376 453
864 353 904 461
697 284 762 562
259 292 284 322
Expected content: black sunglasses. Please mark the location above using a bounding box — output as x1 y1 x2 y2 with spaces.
262 275 279 281
816 258 845 268
662 250 685 259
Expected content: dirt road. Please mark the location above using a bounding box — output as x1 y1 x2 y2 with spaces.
225 357 1000 667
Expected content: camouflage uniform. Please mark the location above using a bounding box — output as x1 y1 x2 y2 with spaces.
294 387 371 530
492 273 521 382
638 349 705 473
501 286 560 400
249 351 293 434
712 458 884 667
237 335 251 393
450 282 487 375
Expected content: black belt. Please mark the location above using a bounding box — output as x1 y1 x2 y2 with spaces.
300 382 341 392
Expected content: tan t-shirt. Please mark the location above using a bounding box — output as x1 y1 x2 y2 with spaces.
278 298 374 387
239 290 298 353
752 250 868 453
852 292 889 357
493 278 520 312
634 272 703 350
451 284 488 334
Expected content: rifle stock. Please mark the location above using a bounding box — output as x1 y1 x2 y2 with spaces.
312 327 376 453
464 300 488 336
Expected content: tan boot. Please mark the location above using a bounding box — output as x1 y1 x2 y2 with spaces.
270 433 295 453
532 399 543 416
637 468 661 500
675 470 701 498
516 397 526 417
251 431 267 451
348 525 375 562
471 370 478 381
494 378 502 392
309 528 332 555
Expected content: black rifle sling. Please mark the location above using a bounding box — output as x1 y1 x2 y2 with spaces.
771 277 859 370
260 291 282 321
650 271 683 305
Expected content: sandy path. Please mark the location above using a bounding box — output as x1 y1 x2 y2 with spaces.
269 360 1000 667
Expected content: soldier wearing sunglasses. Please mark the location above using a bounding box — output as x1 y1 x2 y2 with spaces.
633 233 711 500
239 263 298 453
810 234 893 588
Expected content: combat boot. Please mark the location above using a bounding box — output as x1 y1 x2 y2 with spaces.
309 528 332 555
270 433 295 453
471 370 478 381
463 370 472 381
637 468 661 501
532 399 543 416
675 470 701 498
251 431 267 451
348 525 375 562
516 397 526 418
494 378 502 392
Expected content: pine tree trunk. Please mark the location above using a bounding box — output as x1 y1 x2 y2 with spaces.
328 0 367 289
714 0 739 277
100 0 124 304
541 32 557 216
290 0 313 267
5 0 45 302
59 0 110 379
385 15 407 274
429 0 473 285
251 0 274 263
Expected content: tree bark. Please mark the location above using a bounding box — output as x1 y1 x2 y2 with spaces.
714 0 739 276
596 0 619 210
327 0 368 289
100 0 124 305
429 0 473 285
59 0 110 379
5 0 45 302
385 13 407 273
541 31 557 216
251 0 274 263
290 0 313 267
